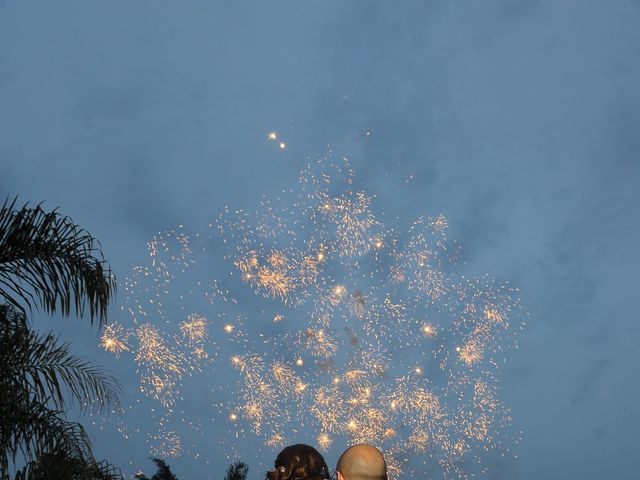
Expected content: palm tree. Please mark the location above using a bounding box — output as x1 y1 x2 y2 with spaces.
0 304 121 478
0 198 115 325
134 458 179 480
13 452 123 480
224 461 249 480
0 200 120 478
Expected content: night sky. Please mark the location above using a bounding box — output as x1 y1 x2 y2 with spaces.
1 1 639 479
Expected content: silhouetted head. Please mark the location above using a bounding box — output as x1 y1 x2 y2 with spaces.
336 444 387 480
266 444 330 480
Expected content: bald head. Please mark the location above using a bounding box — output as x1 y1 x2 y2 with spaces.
336 444 387 480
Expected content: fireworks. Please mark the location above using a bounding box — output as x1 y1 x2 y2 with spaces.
317 433 332 451
421 323 436 338
180 314 208 343
101 152 521 479
458 340 484 366
101 323 129 356
310 385 346 434
150 428 183 458
135 324 186 407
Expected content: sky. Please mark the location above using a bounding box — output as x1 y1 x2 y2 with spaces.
1 1 639 479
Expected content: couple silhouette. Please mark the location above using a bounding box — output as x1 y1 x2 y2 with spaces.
266 444 387 480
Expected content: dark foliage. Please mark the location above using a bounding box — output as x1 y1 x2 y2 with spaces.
0 305 121 477
224 461 249 480
12 452 123 480
134 458 179 480
0 198 115 326
0 199 121 477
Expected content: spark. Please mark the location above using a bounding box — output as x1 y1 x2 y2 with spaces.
459 340 484 365
105 152 521 479
100 323 129 356
317 433 332 450
310 386 345 433
421 323 435 337
408 429 429 452
135 324 184 407
266 433 285 447
303 328 338 358
484 305 506 324
272 361 296 385
150 430 182 458
180 314 208 343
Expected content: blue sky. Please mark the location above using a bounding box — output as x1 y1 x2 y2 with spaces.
1 1 639 479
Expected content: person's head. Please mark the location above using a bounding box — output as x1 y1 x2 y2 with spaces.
266 444 330 480
336 444 387 480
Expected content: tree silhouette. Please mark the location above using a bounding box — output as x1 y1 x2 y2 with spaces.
0 200 121 478
224 461 249 480
0 304 122 478
13 451 123 480
0 198 115 326
134 458 179 480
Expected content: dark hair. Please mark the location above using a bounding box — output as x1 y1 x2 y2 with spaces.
266 444 330 480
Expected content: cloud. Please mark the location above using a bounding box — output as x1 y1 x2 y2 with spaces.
570 356 611 406
2 1 640 479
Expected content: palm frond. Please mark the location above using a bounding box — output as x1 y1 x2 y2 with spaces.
150 458 178 480
13 453 124 480
0 395 92 476
224 461 249 480
0 198 115 326
134 458 178 480
0 305 121 414
1 391 120 479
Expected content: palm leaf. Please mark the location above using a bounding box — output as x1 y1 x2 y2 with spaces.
6 413 124 480
0 198 115 326
224 461 249 480
0 395 91 475
134 458 178 480
13 452 124 480
0 305 121 477
150 458 178 480
0 305 121 414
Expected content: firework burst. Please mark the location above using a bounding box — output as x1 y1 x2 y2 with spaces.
100 151 522 479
